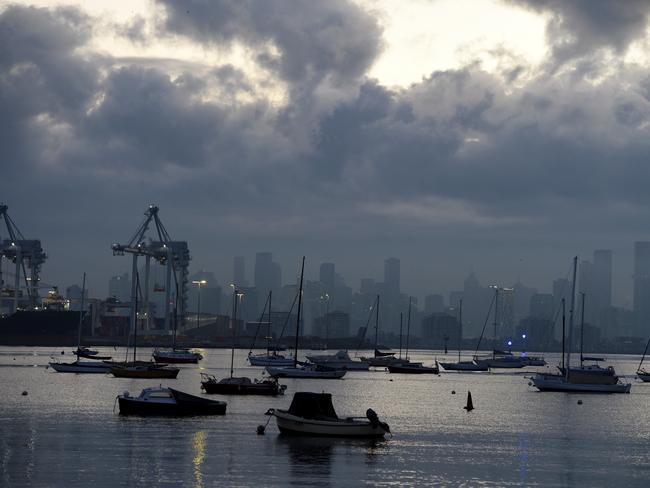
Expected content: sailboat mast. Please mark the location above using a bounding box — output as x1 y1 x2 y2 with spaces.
374 294 380 352
637 336 650 373
405 296 412 361
458 299 463 363
565 256 578 380
398 312 403 360
267 290 272 356
493 287 499 360
134 272 139 364
293 256 305 368
230 289 238 378
562 298 566 371
580 293 585 367
77 272 86 350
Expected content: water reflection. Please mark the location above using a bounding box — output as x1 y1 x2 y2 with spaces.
277 435 388 487
192 431 207 488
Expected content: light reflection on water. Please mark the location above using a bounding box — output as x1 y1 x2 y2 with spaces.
1 347 650 487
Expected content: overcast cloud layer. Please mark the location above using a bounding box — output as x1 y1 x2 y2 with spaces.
1 0 650 304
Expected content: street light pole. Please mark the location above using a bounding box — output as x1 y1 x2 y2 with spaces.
192 279 207 328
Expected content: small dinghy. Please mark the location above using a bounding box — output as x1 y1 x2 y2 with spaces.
117 387 226 416
266 392 390 438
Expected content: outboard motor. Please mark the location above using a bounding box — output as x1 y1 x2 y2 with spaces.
366 408 390 433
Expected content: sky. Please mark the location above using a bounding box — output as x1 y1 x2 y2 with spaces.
1 0 650 307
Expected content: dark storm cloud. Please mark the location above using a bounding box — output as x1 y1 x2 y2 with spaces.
2 2 650 298
510 0 650 69
157 0 383 85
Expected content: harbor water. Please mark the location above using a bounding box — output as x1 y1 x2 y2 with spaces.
1 347 649 487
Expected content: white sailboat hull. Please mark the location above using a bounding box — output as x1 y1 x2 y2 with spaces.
249 355 295 366
531 373 631 393
272 410 388 437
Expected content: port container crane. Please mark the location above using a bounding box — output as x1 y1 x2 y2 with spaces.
0 204 47 313
112 205 190 332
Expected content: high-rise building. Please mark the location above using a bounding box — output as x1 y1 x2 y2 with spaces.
384 258 400 296
319 262 335 291
233 256 247 287
529 293 554 319
634 242 650 337
424 294 445 314
254 252 281 296
592 249 612 325
108 273 130 302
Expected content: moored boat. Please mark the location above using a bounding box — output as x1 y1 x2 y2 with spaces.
306 350 369 370
248 353 295 367
201 374 287 395
387 361 439 374
117 386 226 416
49 360 113 373
266 392 390 438
152 348 202 364
266 362 347 379
439 360 488 372
110 363 180 379
530 257 631 394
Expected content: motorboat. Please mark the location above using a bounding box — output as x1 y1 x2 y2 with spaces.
201 374 287 395
306 350 369 371
117 386 226 416
387 361 439 374
266 392 390 437
153 348 202 364
266 362 347 379
248 353 295 367
110 363 180 379
49 360 113 373
361 353 408 368
75 346 113 360
474 354 525 369
438 360 488 372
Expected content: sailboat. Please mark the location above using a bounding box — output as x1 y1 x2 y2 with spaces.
248 291 295 367
636 336 650 382
153 284 202 364
474 287 525 369
387 296 439 374
531 257 631 393
360 295 405 367
265 257 347 379
201 288 287 395
50 273 115 373
439 299 488 372
109 272 180 379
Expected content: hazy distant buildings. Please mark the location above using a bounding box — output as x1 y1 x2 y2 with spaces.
384 258 400 296
421 312 461 348
634 242 650 337
513 281 537 325
233 256 248 287
424 294 444 314
530 293 554 319
108 273 130 301
313 311 350 338
254 252 281 297
319 262 335 292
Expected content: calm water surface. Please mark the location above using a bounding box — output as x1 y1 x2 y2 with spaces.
1 347 649 487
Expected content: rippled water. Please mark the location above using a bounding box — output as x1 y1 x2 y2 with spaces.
1 347 649 487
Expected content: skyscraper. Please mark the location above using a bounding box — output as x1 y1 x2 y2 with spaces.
319 262 335 291
384 257 400 296
233 256 247 287
592 249 612 315
254 252 281 296
634 242 650 336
